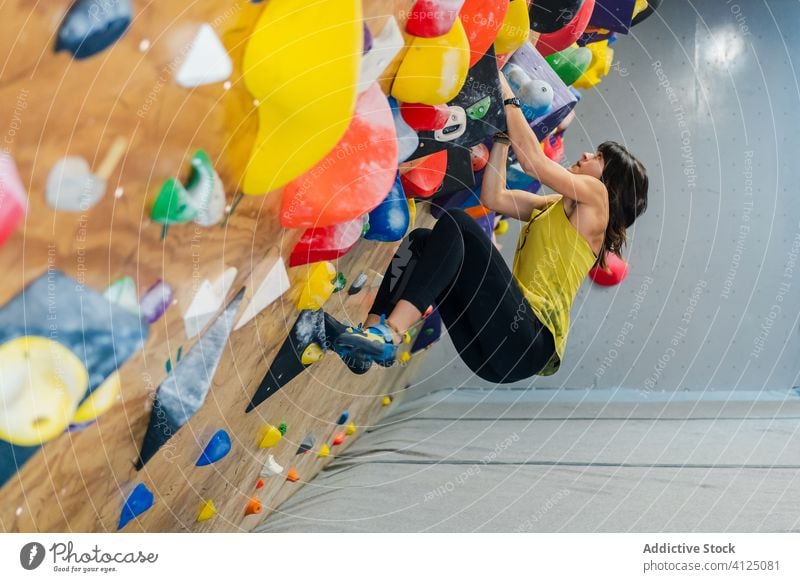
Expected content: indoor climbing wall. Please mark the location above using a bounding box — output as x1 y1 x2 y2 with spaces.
0 0 648 531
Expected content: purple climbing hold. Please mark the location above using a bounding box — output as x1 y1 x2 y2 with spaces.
363 23 373 54
140 279 173 324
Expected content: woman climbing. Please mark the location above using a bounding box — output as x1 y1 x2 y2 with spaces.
333 75 648 381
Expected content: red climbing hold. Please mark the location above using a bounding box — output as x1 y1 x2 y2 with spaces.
256 479 265 490
459 0 509 66
400 103 450 132
470 143 490 172
543 133 564 163
406 0 466 38
400 151 448 198
589 252 629 286
332 433 346 446
536 0 596 57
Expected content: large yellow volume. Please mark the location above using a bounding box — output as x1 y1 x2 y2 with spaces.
494 0 530 55
0 336 89 446
242 0 363 195
391 18 470 106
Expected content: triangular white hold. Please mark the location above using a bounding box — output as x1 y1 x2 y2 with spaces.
234 258 290 330
176 24 233 88
183 266 238 338
358 17 404 93
260 455 284 477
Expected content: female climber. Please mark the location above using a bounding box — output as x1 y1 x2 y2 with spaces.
332 75 648 381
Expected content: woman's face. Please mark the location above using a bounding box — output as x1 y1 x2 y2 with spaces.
570 151 604 179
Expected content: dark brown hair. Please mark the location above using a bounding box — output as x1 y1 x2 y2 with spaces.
596 141 648 268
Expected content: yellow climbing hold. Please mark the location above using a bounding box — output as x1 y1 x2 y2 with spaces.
197 500 217 522
574 40 614 89
407 198 417 229
399 352 411 363
494 0 529 55
494 218 509 235
0 336 89 446
296 262 336 311
71 370 121 424
391 18 470 105
382 396 393 407
258 424 283 449
345 421 357 436
317 443 331 458
301 343 325 366
241 0 363 195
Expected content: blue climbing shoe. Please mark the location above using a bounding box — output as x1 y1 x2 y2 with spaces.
333 317 398 370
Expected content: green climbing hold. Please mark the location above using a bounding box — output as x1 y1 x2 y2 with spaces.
465 95 491 121
545 45 593 87
332 272 347 292
150 150 224 226
278 422 288 435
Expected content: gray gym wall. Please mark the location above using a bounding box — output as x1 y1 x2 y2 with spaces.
416 0 800 394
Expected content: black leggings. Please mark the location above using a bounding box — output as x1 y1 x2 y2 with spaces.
370 209 556 383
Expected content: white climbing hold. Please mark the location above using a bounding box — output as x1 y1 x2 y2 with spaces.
260 454 284 477
359 17 404 92
175 24 232 88
235 257 290 330
183 266 238 338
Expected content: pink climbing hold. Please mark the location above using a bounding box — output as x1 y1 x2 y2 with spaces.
406 0 466 38
589 252 629 286
400 103 450 132
0 153 28 247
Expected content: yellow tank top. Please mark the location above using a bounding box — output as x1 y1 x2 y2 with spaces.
512 198 597 375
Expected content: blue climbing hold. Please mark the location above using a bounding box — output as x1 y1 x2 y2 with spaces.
337 411 350 425
118 483 154 530
56 0 133 60
365 174 409 242
196 430 232 467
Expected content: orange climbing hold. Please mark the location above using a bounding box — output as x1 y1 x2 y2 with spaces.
400 151 448 198
332 433 346 446
286 468 301 482
244 497 262 516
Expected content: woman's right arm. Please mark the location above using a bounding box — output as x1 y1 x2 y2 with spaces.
480 138 561 221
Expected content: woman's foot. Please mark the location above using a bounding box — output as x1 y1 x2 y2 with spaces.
333 316 400 371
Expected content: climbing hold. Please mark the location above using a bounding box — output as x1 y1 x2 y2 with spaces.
196 429 232 467
332 272 347 293
400 151 448 198
459 0 509 66
290 217 366 267
348 272 369 295
470 144 490 172
389 97 420 163
465 95 492 121
150 150 225 227
260 455 284 477
176 24 232 88
574 40 614 89
412 309 443 353
70 370 121 427
182 266 238 339
391 18 470 105
332 433 346 446
235 257 291 331
400 103 450 132
318 444 331 458
280 84 398 229
286 468 300 482
529 0 583 33
503 64 554 120
382 396 393 407
345 422 357 436
365 174 410 242
536 0 596 57
0 336 89 446
118 483 154 530
495 218 509 235
494 0 529 56
241 0 362 195
139 279 173 324
0 153 27 247
408 199 417 228
196 500 217 522
589 253 629 286
46 137 127 212
543 133 565 163
244 497 262 516
337 411 350 425
258 424 284 449
406 0 466 38
296 262 337 311
546 45 593 86
136 290 244 468
399 352 411 363
104 277 140 316
589 0 638 34
300 343 325 366
359 17 404 92
256 479 265 490
56 0 132 60
296 433 316 455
